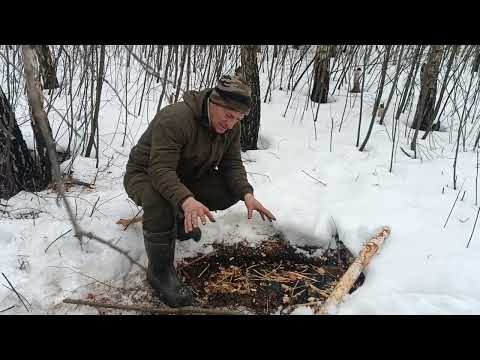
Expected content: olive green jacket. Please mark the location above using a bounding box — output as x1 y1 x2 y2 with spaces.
125 88 253 209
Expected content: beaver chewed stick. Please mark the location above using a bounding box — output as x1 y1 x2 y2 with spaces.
315 226 391 315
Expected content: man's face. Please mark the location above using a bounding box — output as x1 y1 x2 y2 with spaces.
209 102 246 134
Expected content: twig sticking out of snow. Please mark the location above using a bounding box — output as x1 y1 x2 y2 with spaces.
301 170 327 186
44 228 72 253
118 208 143 231
0 305 15 313
400 146 414 159
444 178 466 229
466 207 480 248
1 273 30 312
89 196 101 218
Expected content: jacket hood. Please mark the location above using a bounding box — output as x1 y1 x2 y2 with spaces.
182 88 213 128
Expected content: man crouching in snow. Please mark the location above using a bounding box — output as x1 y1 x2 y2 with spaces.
123 74 276 307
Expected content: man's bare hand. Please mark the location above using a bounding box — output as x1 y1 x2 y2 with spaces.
244 193 276 222
181 197 215 233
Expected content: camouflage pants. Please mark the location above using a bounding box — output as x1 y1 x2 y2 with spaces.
123 170 240 235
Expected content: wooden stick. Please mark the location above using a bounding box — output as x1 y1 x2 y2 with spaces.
314 226 391 315
197 264 210 278
44 228 72 253
0 305 15 313
466 206 480 248
2 273 30 312
301 170 327 186
63 298 244 315
122 209 144 231
116 215 143 230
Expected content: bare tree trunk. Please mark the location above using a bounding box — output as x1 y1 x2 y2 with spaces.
279 45 288 90
378 46 405 125
85 45 106 158
173 45 179 89
264 45 277 103
453 68 477 189
157 45 172 113
185 45 192 92
156 46 163 83
473 46 480 73
240 45 261 151
122 46 131 147
24 49 55 188
33 45 60 91
215 45 227 80
81 64 90 154
282 56 316 117
336 46 359 92
137 45 154 116
202 46 214 88
356 46 371 147
328 45 337 59
66 50 74 156
411 46 444 154
174 45 189 103
395 45 423 121
422 45 458 139
310 45 330 104
5 45 11 103
402 46 425 117
390 92 401 172
371 45 392 118
288 45 311 91
0 87 38 199
358 46 392 152
350 66 362 93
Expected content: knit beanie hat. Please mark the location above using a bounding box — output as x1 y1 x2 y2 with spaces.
209 75 252 114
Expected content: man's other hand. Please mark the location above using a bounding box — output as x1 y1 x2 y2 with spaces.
181 197 216 233
243 193 276 222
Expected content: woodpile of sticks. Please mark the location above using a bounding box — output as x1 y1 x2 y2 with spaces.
203 263 337 306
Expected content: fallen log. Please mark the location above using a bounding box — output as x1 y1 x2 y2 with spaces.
314 226 391 315
63 297 245 315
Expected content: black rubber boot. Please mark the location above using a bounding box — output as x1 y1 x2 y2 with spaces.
143 229 193 307
176 211 202 242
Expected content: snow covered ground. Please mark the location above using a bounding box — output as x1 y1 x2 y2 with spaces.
1 49 480 315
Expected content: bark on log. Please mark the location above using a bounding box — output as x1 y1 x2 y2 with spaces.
315 226 391 315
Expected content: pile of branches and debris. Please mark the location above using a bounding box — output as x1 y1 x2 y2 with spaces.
177 233 365 315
